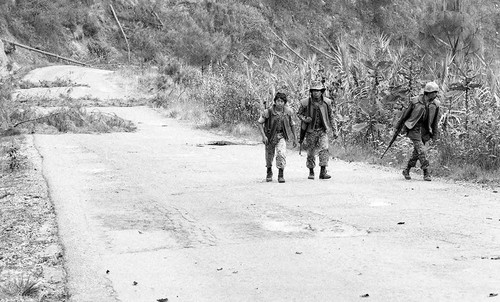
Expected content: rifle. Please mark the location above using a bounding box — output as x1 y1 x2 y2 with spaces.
298 96 314 155
298 125 306 155
380 123 403 159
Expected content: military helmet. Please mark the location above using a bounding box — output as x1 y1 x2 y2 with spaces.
309 80 326 91
424 81 439 93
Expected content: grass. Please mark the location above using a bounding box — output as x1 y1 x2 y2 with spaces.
40 106 137 133
18 78 89 89
6 105 137 134
434 163 500 185
331 143 381 163
0 135 68 302
6 143 22 171
0 274 40 298
330 139 500 186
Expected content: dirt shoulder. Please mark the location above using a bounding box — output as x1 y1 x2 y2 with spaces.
0 64 148 301
0 135 67 302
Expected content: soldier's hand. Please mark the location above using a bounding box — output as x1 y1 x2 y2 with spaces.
262 137 268 145
292 140 298 148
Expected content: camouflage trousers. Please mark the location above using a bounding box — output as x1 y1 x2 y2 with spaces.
304 130 329 169
265 133 287 169
407 138 429 170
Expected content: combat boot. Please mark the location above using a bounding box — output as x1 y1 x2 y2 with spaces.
266 167 273 182
423 169 432 181
278 168 285 183
402 167 411 180
308 168 315 180
319 166 331 179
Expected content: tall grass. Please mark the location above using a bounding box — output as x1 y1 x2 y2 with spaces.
157 33 500 182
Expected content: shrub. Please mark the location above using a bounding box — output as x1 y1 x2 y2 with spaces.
438 110 500 171
191 70 260 125
87 41 111 61
40 106 137 133
0 274 40 297
0 77 16 130
82 17 99 38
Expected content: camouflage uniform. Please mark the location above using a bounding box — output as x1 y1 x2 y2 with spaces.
297 83 336 179
258 97 296 182
266 132 287 169
304 129 329 168
406 127 430 170
396 82 441 180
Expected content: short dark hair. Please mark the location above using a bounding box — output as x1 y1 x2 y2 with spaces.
274 92 288 104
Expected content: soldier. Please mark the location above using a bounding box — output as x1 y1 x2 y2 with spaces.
257 92 297 183
395 81 441 181
297 81 337 180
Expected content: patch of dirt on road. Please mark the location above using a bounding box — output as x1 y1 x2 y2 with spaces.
0 135 67 302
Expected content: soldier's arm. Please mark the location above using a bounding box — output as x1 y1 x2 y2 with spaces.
289 114 297 142
257 110 269 144
431 104 441 140
328 103 336 132
395 100 413 130
297 103 312 123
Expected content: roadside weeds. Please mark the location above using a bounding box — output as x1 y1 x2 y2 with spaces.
0 135 68 302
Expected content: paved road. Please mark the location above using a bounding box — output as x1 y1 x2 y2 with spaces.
34 106 500 302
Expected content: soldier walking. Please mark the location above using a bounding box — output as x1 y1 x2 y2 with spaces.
257 92 297 183
297 81 337 180
395 81 441 181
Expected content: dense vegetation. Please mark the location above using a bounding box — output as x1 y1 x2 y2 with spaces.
1 0 500 181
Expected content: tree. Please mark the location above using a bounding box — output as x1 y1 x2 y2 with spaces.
421 0 482 60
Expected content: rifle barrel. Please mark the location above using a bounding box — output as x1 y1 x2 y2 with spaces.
380 129 401 159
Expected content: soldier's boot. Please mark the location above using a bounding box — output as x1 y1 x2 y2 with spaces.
402 167 411 180
308 168 315 180
266 167 273 182
319 166 331 179
423 169 432 181
278 168 285 183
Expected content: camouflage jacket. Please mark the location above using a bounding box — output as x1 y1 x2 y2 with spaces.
396 95 441 143
258 105 296 142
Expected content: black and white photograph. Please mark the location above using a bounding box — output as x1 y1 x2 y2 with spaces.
1 0 499 301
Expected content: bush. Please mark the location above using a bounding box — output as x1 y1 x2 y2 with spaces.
82 17 99 38
128 29 162 63
438 110 500 171
41 106 137 133
150 59 203 108
0 77 16 130
87 41 111 61
191 70 260 125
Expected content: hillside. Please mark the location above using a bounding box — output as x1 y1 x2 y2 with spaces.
0 0 499 69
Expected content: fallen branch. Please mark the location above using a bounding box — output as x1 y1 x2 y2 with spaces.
240 52 260 67
308 44 336 61
320 32 336 53
271 30 306 63
270 49 298 66
151 10 164 28
0 38 88 66
13 111 64 128
110 4 131 63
